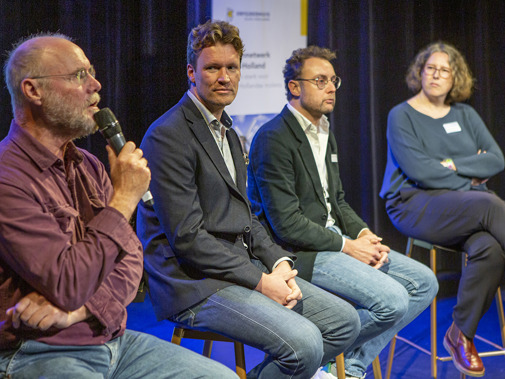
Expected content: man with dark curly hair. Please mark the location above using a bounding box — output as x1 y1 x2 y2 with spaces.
248 45 438 379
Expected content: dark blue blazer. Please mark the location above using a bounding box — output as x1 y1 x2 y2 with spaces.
137 94 291 319
248 106 368 279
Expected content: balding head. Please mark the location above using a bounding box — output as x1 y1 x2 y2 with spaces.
4 33 75 118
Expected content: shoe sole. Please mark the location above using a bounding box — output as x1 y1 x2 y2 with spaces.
443 337 485 377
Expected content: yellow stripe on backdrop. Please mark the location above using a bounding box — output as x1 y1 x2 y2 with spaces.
301 0 307 36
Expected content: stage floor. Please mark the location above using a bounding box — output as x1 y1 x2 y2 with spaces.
127 292 505 378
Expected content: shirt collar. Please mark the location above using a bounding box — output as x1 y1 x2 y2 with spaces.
8 120 84 171
187 90 233 130
286 103 329 134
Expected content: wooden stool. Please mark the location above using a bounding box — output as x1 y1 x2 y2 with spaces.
385 238 505 378
172 327 382 379
171 326 246 379
334 353 382 378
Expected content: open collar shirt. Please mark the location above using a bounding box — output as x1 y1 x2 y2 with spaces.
287 104 336 228
187 90 236 183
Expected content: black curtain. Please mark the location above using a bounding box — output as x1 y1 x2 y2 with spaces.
1 0 504 252
0 0 189 164
308 0 505 250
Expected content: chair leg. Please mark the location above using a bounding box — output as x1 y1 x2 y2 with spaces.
406 237 414 258
202 340 213 358
385 335 396 379
335 353 346 379
171 327 184 345
372 356 382 379
430 247 438 379
233 341 246 379
335 353 381 379
170 327 246 378
496 287 505 347
384 238 413 379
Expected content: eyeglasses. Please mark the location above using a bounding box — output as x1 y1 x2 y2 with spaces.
423 65 452 79
295 75 342 90
30 66 96 84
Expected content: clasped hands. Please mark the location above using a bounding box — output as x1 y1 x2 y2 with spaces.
344 230 390 269
255 261 302 309
5 292 89 331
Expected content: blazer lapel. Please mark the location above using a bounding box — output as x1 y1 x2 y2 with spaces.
180 95 243 197
226 128 247 196
326 134 339 200
281 106 327 207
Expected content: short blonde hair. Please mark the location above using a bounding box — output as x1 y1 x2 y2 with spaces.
405 41 474 104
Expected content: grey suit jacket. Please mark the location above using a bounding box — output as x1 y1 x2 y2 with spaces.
248 105 368 280
137 94 291 319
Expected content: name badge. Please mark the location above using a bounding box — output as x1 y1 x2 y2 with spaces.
331 154 338 162
443 122 462 134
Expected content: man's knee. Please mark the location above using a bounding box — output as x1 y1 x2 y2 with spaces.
371 282 410 326
282 319 325 373
414 260 439 301
337 301 361 344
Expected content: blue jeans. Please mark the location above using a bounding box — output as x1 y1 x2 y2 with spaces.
0 330 238 378
170 260 360 379
311 227 438 377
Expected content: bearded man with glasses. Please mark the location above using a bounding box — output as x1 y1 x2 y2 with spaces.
247 45 438 379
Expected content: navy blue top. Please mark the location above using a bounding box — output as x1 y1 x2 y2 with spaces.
380 102 504 199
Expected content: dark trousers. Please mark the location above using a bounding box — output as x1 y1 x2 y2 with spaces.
386 187 505 338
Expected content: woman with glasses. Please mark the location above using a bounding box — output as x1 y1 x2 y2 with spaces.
380 41 505 377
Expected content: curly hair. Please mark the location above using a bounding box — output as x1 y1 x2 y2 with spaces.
405 41 474 104
187 20 244 68
283 45 336 101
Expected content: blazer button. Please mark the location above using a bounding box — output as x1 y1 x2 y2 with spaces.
321 214 327 220
243 226 251 233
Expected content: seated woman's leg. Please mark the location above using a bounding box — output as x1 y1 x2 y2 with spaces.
455 231 505 338
388 189 505 376
387 188 505 249
441 232 503 377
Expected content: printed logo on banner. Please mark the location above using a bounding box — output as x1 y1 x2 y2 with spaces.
213 0 307 152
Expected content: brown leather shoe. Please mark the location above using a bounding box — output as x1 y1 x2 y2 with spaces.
443 322 485 377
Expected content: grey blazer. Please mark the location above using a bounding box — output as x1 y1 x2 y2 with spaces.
137 94 291 319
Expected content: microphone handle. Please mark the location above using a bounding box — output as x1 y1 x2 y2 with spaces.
105 132 154 206
107 132 127 155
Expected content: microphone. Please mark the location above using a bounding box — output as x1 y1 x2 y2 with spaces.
93 108 154 206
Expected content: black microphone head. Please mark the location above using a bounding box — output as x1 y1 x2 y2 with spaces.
93 108 117 131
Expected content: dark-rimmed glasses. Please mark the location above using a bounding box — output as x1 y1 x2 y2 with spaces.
294 75 341 90
423 65 452 79
30 66 96 84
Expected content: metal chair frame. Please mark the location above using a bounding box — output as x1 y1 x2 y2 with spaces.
171 326 246 379
386 238 505 378
334 353 382 378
